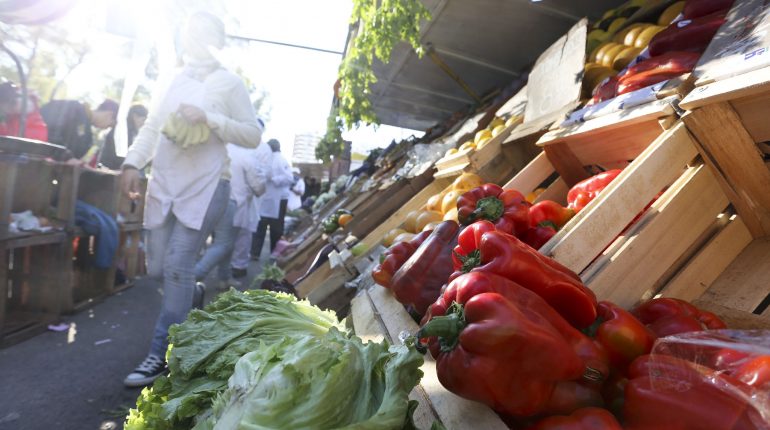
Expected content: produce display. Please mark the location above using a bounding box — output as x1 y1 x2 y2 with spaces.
441 115 522 159
585 0 735 105
126 290 425 430
321 208 354 234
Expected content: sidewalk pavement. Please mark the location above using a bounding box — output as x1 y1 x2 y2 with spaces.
0 259 268 430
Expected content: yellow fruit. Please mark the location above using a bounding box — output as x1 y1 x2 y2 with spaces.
446 148 458 156
426 192 446 213
612 46 643 70
488 117 505 129
459 140 475 152
422 221 442 232
526 188 546 204
338 213 353 227
607 17 627 35
383 228 407 247
393 232 416 244
403 210 421 233
491 125 507 137
584 64 616 91
588 28 610 43
601 44 627 67
593 42 619 63
443 207 459 222
613 23 645 43
658 1 684 25
623 25 649 46
476 136 492 149
505 115 522 128
441 190 463 214
474 129 493 144
634 25 665 48
415 211 443 232
452 173 484 191
601 9 616 20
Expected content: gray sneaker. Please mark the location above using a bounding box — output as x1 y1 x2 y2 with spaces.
217 278 241 290
123 354 167 387
193 282 205 309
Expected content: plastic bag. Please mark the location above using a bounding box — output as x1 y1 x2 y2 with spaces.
395 139 456 179
626 330 770 429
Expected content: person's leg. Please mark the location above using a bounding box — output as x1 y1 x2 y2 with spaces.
125 181 229 387
251 218 270 259
231 227 252 271
269 199 288 251
193 199 236 281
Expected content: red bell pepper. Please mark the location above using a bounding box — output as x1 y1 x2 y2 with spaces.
683 0 735 19
456 183 530 236
386 221 459 316
590 301 657 374
589 75 620 105
450 221 596 328
529 200 575 229
733 355 770 388
525 407 622 430
417 272 606 417
631 297 727 337
521 224 558 250
371 230 431 287
617 51 702 95
624 354 764 430
566 170 622 213
648 10 728 57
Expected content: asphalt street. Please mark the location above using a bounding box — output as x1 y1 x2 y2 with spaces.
0 261 265 430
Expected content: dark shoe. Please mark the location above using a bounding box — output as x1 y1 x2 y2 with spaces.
231 267 247 279
123 354 167 387
192 282 205 309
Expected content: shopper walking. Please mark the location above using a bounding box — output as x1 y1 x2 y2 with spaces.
119 12 262 387
194 142 269 291
287 168 305 212
250 139 293 262
230 142 272 278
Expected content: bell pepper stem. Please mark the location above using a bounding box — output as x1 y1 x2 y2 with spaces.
455 249 482 273
473 196 504 222
416 302 467 353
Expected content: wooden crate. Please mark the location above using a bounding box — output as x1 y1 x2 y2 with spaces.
63 168 122 312
1 235 69 348
115 222 144 288
118 176 147 224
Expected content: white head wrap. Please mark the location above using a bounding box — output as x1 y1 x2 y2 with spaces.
182 12 225 76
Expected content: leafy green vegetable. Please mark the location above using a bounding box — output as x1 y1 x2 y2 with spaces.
197 328 424 430
251 263 286 286
126 290 343 430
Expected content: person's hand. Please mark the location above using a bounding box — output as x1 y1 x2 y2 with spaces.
178 103 207 124
120 166 142 201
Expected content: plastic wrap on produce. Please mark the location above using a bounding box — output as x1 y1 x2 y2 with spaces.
397 139 456 178
636 330 770 429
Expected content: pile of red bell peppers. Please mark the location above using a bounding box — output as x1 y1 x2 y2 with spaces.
370 174 769 428
591 0 735 104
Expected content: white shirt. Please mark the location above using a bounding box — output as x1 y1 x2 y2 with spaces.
124 66 261 230
287 177 305 211
259 151 293 218
227 143 271 229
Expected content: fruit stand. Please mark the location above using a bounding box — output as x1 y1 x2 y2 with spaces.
317 0 770 428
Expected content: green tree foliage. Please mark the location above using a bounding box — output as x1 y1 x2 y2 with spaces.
316 109 345 163
336 0 431 128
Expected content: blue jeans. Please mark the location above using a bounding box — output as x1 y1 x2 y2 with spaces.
194 199 237 282
147 180 230 357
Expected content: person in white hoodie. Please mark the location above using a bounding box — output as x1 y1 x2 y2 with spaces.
249 138 293 261
119 12 262 387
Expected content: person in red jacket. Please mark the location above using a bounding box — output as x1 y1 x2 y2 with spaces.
0 81 48 141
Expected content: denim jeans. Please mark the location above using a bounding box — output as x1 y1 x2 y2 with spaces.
147 180 230 357
194 199 237 282
231 227 252 270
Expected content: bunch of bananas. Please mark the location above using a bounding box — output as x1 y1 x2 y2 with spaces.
162 114 211 149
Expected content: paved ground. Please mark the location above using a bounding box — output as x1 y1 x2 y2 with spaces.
0 258 267 430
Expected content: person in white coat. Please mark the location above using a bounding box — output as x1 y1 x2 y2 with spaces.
251 139 293 260
230 141 273 277
192 141 267 292
120 12 262 387
287 167 305 212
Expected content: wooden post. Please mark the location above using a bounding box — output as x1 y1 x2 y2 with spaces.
683 102 770 238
